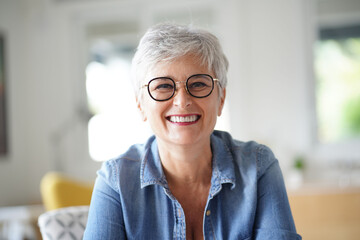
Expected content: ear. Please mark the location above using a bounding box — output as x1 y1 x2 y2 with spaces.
217 88 226 117
136 97 147 122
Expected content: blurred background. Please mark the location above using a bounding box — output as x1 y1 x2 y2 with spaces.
0 0 359 239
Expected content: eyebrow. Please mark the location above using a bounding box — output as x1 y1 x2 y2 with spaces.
149 73 210 81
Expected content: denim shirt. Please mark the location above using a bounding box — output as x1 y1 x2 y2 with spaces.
84 130 301 240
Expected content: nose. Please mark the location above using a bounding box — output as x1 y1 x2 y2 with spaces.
173 83 192 108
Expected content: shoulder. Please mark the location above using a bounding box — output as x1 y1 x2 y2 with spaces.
97 135 156 192
212 130 278 179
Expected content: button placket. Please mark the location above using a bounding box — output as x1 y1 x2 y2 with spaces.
203 206 215 240
174 202 186 240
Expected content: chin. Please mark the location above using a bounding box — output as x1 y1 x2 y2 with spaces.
166 132 209 146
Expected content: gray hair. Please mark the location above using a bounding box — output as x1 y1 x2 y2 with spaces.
131 23 229 98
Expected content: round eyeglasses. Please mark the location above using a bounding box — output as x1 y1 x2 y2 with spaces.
143 74 219 101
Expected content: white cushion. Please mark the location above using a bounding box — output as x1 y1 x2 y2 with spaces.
38 206 89 240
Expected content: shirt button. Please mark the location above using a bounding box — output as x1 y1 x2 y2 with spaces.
206 210 211 216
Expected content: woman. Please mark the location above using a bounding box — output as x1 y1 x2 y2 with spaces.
84 23 301 240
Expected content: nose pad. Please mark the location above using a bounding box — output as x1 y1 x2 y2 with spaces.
173 85 192 108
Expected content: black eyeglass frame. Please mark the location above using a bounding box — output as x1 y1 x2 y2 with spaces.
143 74 220 102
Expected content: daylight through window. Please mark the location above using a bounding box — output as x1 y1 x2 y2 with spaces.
314 25 360 143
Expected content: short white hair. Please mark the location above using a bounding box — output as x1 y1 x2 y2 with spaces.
131 23 229 98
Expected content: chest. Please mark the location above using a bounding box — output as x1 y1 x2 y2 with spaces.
171 187 210 240
182 201 207 240
122 182 254 240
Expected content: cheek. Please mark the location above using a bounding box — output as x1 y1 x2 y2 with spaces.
217 97 225 116
140 110 147 122
137 97 147 122
142 100 169 122
210 99 224 117
217 103 224 117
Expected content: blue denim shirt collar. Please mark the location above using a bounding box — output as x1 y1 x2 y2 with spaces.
140 132 236 193
140 138 168 189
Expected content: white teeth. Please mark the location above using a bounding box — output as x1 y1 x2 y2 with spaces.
169 115 198 123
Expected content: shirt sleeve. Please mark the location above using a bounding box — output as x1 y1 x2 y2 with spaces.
83 160 127 239
253 145 302 240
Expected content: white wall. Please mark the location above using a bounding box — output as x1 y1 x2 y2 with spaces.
0 0 30 206
222 0 314 167
0 0 356 206
0 0 103 206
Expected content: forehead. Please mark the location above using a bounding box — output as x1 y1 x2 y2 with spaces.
145 55 213 80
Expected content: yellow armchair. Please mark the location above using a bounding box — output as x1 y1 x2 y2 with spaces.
40 172 93 211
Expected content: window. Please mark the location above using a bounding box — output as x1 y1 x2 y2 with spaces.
86 38 152 161
314 24 360 143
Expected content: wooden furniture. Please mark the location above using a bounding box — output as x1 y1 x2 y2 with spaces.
289 186 360 240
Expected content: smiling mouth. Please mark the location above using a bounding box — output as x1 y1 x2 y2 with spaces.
167 115 200 123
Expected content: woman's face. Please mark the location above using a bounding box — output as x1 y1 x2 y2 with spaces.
137 55 226 147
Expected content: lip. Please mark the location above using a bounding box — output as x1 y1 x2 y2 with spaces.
166 114 201 125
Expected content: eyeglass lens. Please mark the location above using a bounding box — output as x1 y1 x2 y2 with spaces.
148 74 214 101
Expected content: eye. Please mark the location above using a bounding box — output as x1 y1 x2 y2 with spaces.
189 81 209 89
155 83 174 90
187 75 213 92
149 78 175 92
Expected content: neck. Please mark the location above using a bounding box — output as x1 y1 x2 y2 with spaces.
157 138 213 185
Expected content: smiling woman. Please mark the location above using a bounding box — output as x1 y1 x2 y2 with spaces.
83 23 302 240
137 54 225 148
